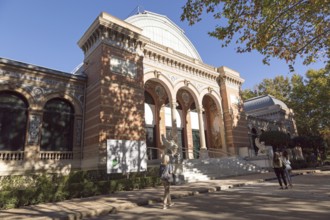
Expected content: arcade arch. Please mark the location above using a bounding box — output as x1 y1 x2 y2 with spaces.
201 95 227 157
144 80 171 160
144 72 227 160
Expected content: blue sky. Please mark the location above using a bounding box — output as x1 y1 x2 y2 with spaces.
0 0 325 89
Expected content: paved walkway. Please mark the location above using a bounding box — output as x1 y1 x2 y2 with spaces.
0 169 324 220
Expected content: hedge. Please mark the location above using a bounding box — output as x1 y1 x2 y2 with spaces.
0 168 162 210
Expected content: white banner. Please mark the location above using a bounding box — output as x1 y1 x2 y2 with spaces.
107 139 147 174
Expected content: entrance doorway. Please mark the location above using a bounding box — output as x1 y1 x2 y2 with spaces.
192 129 200 159
166 127 186 159
146 126 157 160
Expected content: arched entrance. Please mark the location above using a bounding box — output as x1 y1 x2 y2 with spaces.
144 80 171 160
202 95 225 157
176 89 200 159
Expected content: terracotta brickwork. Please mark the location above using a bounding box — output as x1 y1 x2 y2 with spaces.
82 47 145 169
218 67 250 155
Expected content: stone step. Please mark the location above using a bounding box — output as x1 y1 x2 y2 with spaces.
180 156 264 183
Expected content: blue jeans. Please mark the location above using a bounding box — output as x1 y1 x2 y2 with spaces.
284 168 292 185
274 167 287 187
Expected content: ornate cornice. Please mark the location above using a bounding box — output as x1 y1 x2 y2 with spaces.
0 68 85 108
78 13 149 57
143 44 219 83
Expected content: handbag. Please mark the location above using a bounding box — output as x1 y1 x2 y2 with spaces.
164 172 174 183
160 164 173 182
285 164 292 170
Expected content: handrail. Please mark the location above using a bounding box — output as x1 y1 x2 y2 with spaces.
146 145 236 161
207 148 235 157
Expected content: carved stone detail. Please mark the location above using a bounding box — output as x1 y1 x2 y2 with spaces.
76 119 82 146
154 70 161 78
27 114 41 145
182 92 190 106
155 85 165 100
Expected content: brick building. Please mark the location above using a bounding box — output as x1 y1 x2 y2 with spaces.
0 11 251 175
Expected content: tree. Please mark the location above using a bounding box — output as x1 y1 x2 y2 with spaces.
181 0 330 69
240 88 257 101
256 75 291 103
289 69 330 137
259 131 290 150
240 75 291 102
292 135 324 149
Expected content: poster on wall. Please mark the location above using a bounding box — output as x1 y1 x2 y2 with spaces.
107 139 147 174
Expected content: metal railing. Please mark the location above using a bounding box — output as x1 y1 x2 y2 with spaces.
146 145 235 162
207 148 235 158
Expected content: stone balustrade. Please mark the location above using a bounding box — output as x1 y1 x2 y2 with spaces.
40 151 73 160
0 151 24 160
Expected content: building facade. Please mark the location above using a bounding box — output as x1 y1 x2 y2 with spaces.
0 11 251 175
244 95 298 155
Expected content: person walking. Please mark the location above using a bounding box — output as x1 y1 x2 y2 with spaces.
282 150 293 188
273 151 288 189
160 149 174 209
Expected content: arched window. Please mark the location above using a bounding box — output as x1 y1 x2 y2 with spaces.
41 98 74 151
0 92 28 151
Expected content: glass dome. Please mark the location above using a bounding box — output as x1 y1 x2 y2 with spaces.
125 11 202 61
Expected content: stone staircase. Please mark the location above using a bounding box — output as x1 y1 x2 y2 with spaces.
178 156 266 183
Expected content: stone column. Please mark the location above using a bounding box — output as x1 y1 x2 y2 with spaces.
24 112 42 170
170 100 178 142
218 110 228 155
197 105 208 159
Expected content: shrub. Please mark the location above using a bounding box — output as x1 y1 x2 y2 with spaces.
0 169 161 210
259 131 290 150
291 159 308 169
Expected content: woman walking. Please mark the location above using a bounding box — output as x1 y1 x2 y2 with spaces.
160 149 174 209
273 151 288 189
282 150 293 188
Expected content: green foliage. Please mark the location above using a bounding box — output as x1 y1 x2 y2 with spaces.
256 76 291 103
181 0 330 69
0 168 162 210
291 159 308 169
259 130 290 149
240 89 258 101
289 69 330 138
241 75 291 102
291 135 324 149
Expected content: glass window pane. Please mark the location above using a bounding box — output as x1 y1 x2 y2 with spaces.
0 92 28 151
41 99 74 151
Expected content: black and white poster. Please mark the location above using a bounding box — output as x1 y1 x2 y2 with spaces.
107 139 147 174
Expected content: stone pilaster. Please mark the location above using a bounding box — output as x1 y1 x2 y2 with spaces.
217 66 250 155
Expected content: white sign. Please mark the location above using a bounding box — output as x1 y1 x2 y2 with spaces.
107 139 147 174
